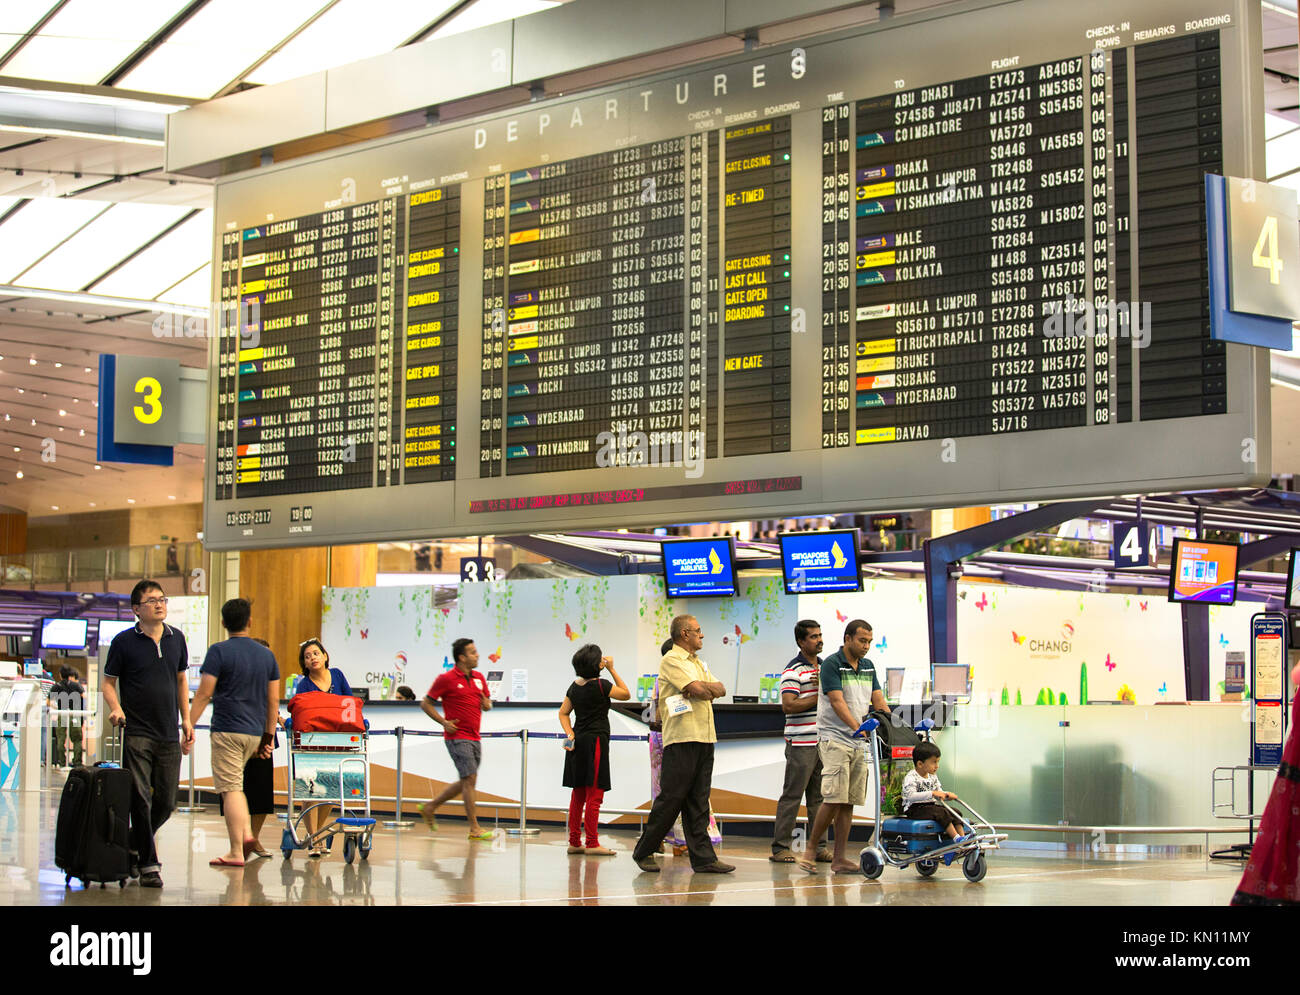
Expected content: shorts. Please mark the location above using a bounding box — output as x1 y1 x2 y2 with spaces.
211 731 263 794
446 739 482 780
818 740 868 806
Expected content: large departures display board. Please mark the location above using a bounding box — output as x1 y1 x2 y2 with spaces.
205 0 1270 549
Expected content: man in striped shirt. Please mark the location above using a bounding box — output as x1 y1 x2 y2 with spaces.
770 620 833 863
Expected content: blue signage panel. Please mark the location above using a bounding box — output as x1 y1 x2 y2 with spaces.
96 355 174 466
1206 175 1294 350
1250 613 1287 768
779 529 862 593
459 557 496 582
662 537 738 599
1112 521 1156 569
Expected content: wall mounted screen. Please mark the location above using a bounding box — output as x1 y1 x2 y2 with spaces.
779 528 862 593
1168 538 1239 605
41 618 88 651
662 537 739 598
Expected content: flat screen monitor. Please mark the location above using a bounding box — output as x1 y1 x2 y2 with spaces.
40 618 88 651
933 664 970 698
22 660 43 677
661 537 739 599
778 529 862 594
1167 538 1239 606
1286 548 1300 610
97 619 135 647
885 667 905 700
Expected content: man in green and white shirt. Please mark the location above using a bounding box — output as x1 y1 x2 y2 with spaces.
798 618 889 874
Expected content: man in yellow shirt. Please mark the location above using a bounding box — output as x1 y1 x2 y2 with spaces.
632 614 735 873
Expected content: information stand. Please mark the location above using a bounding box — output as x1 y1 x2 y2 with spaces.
1210 612 1289 860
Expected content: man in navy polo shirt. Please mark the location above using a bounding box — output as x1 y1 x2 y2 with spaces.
103 579 193 888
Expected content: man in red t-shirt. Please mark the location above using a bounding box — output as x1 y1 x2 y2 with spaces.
419 637 494 840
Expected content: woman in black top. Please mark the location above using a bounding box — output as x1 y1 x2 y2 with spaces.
559 644 630 855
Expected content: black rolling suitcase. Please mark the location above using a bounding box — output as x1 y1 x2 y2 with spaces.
54 728 134 888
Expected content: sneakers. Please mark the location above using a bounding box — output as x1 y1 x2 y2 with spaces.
139 871 163 888
467 829 494 841
636 855 661 872
694 861 736 874
418 804 438 831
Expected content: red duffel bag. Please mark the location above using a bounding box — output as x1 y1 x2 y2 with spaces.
287 690 364 732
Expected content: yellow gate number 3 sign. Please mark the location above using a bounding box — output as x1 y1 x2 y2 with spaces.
134 376 162 424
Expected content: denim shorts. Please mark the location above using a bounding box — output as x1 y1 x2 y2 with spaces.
446 739 482 779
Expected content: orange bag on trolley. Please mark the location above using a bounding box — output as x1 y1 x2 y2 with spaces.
287 690 365 732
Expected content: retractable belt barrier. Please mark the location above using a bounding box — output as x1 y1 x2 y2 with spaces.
170 721 1260 847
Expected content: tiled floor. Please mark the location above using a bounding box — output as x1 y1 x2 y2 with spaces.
0 787 1243 906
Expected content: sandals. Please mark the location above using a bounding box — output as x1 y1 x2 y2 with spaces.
769 850 797 863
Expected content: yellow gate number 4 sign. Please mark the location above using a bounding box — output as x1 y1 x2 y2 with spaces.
133 376 162 424
1251 214 1283 285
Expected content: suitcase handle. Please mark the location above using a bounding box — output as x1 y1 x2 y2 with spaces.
98 725 125 767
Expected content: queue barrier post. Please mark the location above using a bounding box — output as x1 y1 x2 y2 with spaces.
507 728 540 837
382 726 415 829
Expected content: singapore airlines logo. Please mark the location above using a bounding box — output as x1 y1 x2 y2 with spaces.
831 541 848 570
708 548 724 574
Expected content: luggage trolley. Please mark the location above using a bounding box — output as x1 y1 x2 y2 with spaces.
281 719 375 864
856 716 1007 882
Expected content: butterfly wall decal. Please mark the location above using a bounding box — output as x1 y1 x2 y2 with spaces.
876 635 887 650
975 593 988 611
1139 601 1148 611
1105 653 1116 672
1012 631 1026 646
489 646 502 663
835 609 848 623
564 623 581 641
1217 633 1229 647
733 623 752 644
360 629 369 640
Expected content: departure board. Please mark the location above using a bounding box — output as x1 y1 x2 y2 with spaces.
204 0 1270 549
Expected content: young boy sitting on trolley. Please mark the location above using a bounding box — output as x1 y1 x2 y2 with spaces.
901 743 971 843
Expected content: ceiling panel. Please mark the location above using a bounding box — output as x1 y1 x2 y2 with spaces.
156 262 211 306
2 0 191 85
247 0 459 86
0 3 61 35
0 197 106 283
15 201 190 290
119 0 328 99
91 209 211 299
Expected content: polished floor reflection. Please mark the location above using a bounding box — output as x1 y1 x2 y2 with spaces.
0 788 1241 906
